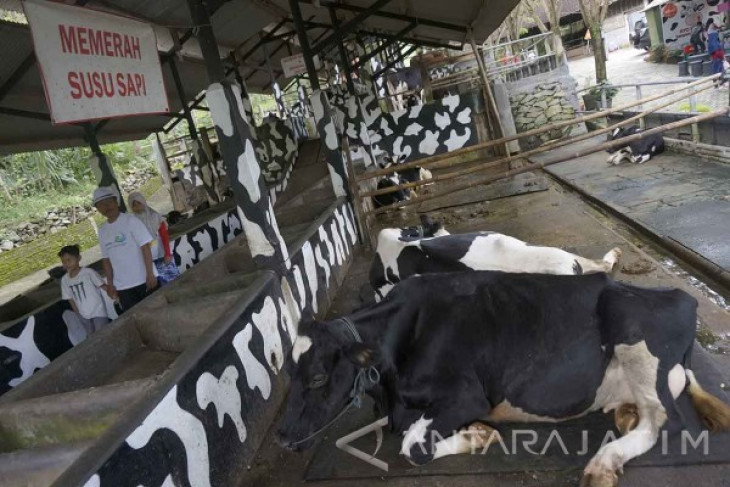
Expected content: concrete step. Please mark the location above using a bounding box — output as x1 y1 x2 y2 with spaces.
0 378 154 453
0 440 93 487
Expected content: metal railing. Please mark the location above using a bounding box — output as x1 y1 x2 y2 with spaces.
480 32 567 83
577 77 718 141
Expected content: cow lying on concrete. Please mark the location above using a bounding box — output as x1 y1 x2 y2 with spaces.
606 125 665 165
278 271 730 486
371 155 433 209
370 217 622 300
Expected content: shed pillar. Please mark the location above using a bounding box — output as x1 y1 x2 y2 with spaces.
186 0 288 273
310 91 351 199
82 123 126 211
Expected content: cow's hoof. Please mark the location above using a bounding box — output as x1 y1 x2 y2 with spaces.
404 446 434 466
614 403 639 436
579 469 619 487
464 422 501 450
606 247 622 275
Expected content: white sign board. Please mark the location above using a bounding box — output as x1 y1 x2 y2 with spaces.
281 53 320 78
23 0 169 124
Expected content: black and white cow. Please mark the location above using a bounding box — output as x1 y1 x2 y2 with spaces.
371 155 433 209
278 271 730 486
370 219 622 300
606 125 665 165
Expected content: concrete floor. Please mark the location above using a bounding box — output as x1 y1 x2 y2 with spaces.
238 175 730 487
532 137 730 313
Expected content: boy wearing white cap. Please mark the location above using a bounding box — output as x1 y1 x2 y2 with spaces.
93 186 158 312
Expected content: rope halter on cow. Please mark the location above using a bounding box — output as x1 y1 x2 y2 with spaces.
289 316 381 446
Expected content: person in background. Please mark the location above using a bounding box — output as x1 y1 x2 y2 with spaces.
706 19 727 86
58 245 110 344
93 186 158 312
691 21 706 54
128 192 180 284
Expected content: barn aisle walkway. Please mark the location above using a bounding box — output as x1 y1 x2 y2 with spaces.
530 137 730 280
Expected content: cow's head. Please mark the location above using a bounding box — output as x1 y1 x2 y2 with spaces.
277 320 380 451
378 153 408 169
606 126 637 153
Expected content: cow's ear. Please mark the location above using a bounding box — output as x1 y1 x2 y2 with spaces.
344 343 380 367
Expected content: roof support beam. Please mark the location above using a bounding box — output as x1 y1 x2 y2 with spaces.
289 0 320 90
236 17 289 61
354 23 416 69
329 6 356 94
0 107 51 121
312 0 393 54
373 43 418 78
301 0 468 33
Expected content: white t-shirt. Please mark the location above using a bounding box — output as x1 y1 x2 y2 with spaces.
98 212 155 290
61 267 108 319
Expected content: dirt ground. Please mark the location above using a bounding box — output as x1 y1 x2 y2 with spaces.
239 173 730 487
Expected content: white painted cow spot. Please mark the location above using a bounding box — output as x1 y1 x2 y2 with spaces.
126 386 211 487
324 121 339 151
343 204 358 244
330 220 345 266
237 208 275 258
319 226 336 267
444 128 471 152
310 91 326 122
196 366 247 442
434 111 451 131
456 107 472 125
408 104 423 119
315 243 332 287
252 296 284 373
404 123 424 136
391 109 407 125
442 95 460 113
0 317 51 387
302 241 319 314
83 474 100 487
278 293 297 340
380 118 393 136
419 130 440 155
237 140 262 202
192 230 213 263
292 265 307 311
206 83 233 137
233 323 271 398
174 236 196 270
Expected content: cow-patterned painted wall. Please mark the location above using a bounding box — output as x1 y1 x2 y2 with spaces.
327 85 479 165
256 118 299 186
0 209 246 396
80 201 358 487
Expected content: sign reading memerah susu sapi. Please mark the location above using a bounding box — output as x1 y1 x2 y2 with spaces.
22 0 169 124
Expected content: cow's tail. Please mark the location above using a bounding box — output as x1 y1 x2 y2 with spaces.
685 369 730 431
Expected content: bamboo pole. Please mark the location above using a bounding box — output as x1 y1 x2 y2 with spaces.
342 137 371 246
360 81 717 199
356 73 722 183
366 108 729 215
470 32 508 155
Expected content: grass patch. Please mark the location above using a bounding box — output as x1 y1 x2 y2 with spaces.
0 177 164 288
696 324 718 348
0 181 97 229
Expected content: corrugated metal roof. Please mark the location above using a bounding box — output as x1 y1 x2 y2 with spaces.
0 0 520 154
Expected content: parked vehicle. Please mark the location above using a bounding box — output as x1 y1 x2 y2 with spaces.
630 19 651 50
